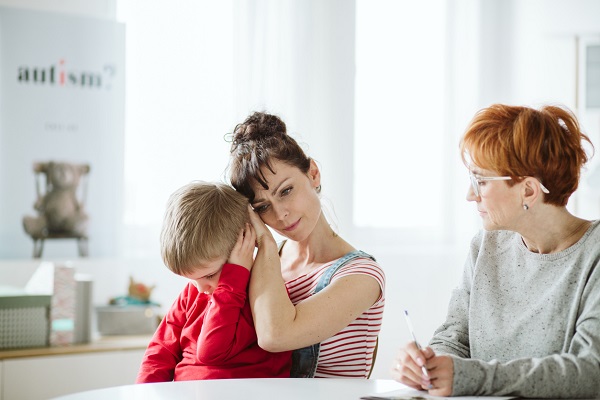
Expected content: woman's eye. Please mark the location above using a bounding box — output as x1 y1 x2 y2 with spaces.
281 187 292 196
477 180 486 186
255 204 269 214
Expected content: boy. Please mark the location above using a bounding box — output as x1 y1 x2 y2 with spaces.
136 181 291 382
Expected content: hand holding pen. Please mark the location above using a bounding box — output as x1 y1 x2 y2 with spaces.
402 310 433 389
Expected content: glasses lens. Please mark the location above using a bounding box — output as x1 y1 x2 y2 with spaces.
469 173 479 197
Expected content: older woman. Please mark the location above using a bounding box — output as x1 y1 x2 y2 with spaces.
228 111 385 378
392 104 600 397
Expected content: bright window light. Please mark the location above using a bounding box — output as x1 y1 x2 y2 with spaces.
354 0 446 229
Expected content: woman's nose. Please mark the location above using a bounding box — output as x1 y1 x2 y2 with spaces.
272 203 288 221
466 184 479 202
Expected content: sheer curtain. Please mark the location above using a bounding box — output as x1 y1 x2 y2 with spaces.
117 1 236 257
117 0 483 255
352 0 481 249
232 0 357 239
354 0 446 231
233 0 481 249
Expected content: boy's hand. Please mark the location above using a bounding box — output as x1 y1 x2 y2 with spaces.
227 223 256 271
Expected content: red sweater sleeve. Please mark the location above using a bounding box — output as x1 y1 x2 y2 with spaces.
136 283 202 383
196 263 256 364
138 264 290 381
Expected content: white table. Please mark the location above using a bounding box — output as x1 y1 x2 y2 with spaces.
49 378 406 400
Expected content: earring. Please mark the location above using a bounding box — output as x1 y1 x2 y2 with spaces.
523 204 529 211
316 185 322 193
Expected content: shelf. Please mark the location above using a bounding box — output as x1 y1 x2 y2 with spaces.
0 334 151 359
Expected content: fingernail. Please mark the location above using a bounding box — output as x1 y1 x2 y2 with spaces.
416 357 424 366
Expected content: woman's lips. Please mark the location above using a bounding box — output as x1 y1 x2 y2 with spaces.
283 219 300 231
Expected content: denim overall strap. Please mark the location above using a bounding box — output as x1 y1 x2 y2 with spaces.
314 250 375 294
290 250 376 378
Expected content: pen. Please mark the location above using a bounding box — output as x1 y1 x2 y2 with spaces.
403 310 430 380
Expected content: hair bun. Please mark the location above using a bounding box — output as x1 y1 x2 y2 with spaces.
232 112 287 144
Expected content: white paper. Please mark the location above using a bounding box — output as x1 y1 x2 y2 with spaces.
361 388 515 400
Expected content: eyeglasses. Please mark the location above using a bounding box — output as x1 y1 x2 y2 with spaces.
469 171 550 198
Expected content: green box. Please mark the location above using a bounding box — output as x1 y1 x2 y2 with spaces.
0 286 51 349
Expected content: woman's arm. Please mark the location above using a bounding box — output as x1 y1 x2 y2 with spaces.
446 351 600 397
247 207 382 352
425 231 600 398
438 258 600 398
428 262 473 358
428 231 484 357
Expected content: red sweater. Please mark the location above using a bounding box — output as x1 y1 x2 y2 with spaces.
136 263 291 382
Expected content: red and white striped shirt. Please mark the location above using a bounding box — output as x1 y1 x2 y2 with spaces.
285 257 385 378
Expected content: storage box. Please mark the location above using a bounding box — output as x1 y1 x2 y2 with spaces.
0 286 51 349
96 305 160 335
23 262 77 346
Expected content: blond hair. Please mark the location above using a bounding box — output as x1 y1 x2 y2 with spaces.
160 181 249 275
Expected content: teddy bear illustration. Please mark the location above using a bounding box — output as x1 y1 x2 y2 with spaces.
23 161 90 257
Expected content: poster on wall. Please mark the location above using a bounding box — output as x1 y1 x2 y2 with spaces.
0 7 125 258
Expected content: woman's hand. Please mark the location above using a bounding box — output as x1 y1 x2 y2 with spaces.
391 343 454 396
247 204 276 248
425 354 454 397
391 342 435 390
227 223 256 271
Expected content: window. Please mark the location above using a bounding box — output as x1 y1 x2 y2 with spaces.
117 1 235 256
354 0 447 231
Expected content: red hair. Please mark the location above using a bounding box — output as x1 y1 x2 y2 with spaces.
460 104 594 206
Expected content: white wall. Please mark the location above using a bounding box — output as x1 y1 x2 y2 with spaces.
479 0 600 220
367 245 466 379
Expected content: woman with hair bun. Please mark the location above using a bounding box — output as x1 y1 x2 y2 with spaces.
392 104 600 398
228 111 385 378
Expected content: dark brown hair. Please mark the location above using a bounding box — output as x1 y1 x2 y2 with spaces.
229 112 311 202
460 104 594 206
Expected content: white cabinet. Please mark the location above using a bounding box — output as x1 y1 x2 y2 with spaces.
0 336 149 400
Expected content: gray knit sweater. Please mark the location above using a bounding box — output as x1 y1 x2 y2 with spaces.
429 220 600 398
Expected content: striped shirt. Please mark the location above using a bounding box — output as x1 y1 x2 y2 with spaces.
285 256 385 378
